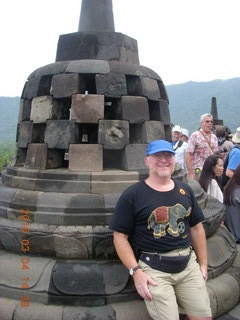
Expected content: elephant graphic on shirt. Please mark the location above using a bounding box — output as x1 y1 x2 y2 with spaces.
147 203 192 238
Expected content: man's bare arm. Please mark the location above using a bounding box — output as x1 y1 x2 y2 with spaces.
190 222 208 280
113 231 157 300
185 152 194 179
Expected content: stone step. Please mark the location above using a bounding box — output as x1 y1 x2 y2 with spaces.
2 167 140 193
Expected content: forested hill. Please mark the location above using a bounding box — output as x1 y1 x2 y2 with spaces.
0 77 239 142
167 77 240 133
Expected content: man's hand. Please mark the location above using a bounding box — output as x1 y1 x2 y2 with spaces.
133 269 157 301
199 264 208 281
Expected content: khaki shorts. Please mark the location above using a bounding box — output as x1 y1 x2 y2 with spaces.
139 249 212 320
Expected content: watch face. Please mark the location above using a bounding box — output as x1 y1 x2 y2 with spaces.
129 269 134 275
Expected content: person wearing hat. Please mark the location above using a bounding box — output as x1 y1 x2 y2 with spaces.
185 114 218 179
110 140 212 320
181 128 189 143
226 127 240 179
172 125 188 170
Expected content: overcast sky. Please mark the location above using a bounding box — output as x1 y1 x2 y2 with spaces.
1 0 240 96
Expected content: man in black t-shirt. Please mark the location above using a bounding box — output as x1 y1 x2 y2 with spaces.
110 140 212 320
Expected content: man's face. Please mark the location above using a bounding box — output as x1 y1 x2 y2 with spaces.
145 152 175 178
172 131 181 142
201 116 213 133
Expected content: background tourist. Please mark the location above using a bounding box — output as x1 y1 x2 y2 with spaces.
198 154 224 203
226 127 240 179
181 128 189 143
171 125 188 170
185 114 218 179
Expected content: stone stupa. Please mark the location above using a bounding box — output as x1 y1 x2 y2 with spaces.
0 1 239 319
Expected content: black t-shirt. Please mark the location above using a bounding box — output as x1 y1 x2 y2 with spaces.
110 179 204 253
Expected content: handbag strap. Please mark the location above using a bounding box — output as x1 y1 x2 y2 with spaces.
199 130 215 154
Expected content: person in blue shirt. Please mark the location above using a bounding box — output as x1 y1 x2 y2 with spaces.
226 127 240 179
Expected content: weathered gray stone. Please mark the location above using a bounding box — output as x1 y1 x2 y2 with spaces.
71 94 104 123
17 121 33 148
44 120 77 149
13 148 27 166
52 261 105 295
130 121 165 143
158 80 169 101
25 144 48 170
28 61 70 79
98 120 129 149
0 297 18 320
30 96 62 123
21 77 41 99
18 99 32 123
207 227 236 279
116 96 149 123
159 99 171 124
62 305 116 320
13 302 63 320
66 59 110 74
127 76 160 101
69 144 103 171
111 301 152 320
96 73 127 97
100 262 129 294
121 144 147 170
109 61 161 80
54 236 89 259
51 73 81 98
207 274 240 317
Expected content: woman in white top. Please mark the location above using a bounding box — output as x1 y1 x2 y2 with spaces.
198 154 224 203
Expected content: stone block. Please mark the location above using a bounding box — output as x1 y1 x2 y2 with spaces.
28 61 69 78
25 143 48 169
14 302 63 320
13 148 27 166
69 144 103 171
71 94 104 123
159 99 171 124
62 306 116 320
207 274 240 317
51 73 81 98
30 95 65 123
109 61 161 80
18 99 31 123
96 73 127 98
98 120 129 149
44 120 77 149
140 77 161 101
127 76 160 101
121 144 147 170
130 121 165 143
66 59 110 74
116 96 149 123
52 261 105 295
0 297 18 320
158 80 169 101
17 121 33 148
21 77 41 99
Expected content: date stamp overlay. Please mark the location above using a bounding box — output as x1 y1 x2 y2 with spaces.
20 209 31 308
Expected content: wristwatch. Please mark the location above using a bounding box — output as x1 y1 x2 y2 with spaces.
129 265 140 276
